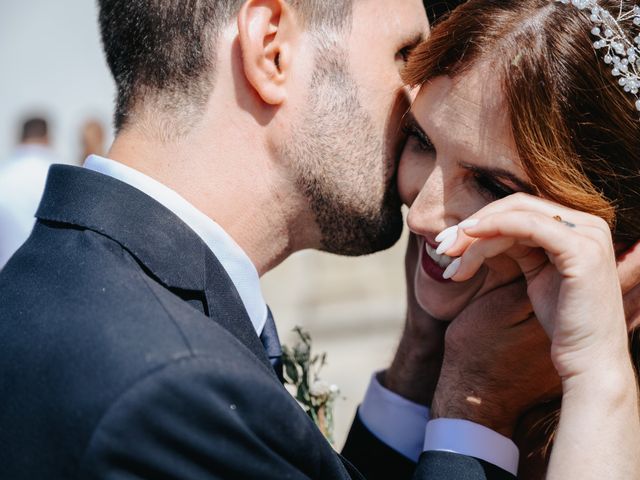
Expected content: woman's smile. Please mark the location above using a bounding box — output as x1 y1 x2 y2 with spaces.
413 234 491 321
420 237 454 283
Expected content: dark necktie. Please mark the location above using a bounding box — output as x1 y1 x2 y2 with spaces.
260 307 284 383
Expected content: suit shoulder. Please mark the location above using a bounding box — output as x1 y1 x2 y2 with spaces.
0 222 187 346
0 223 254 477
80 354 337 480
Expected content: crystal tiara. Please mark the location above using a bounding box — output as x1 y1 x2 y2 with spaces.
556 0 640 113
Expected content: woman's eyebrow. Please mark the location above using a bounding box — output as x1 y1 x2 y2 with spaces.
460 161 536 194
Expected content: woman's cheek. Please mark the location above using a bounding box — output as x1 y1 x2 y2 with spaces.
398 151 430 207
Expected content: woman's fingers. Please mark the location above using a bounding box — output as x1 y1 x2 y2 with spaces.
450 236 546 282
617 241 640 325
447 236 515 281
443 213 608 259
444 210 614 282
462 211 612 259
618 241 640 295
438 193 608 258
465 193 605 228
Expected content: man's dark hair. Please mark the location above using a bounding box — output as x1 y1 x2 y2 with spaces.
98 0 353 132
20 117 48 143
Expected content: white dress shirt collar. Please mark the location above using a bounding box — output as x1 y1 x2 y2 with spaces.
83 155 268 335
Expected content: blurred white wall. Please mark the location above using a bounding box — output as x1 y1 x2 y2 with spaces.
263 244 408 447
0 1 410 448
0 1 115 163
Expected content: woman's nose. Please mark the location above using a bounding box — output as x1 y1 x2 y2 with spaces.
406 168 457 238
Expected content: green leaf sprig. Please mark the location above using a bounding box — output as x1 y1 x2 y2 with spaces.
282 326 340 445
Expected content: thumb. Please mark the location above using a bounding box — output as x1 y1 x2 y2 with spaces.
617 241 640 329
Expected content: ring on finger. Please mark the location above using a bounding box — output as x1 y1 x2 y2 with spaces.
552 215 576 228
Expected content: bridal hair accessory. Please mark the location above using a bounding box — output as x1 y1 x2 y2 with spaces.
556 0 640 113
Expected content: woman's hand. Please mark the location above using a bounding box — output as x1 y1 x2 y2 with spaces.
437 192 640 479
438 193 630 381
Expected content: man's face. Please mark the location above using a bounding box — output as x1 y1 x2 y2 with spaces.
282 0 429 256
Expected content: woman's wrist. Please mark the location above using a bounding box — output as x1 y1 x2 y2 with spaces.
553 317 631 386
550 353 640 480
561 352 637 405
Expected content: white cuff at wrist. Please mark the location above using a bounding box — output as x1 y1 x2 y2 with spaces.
424 418 520 475
359 372 430 462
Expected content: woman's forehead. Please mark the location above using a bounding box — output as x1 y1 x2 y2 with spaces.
414 66 525 175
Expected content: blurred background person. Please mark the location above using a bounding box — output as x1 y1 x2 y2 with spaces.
79 118 106 162
0 116 58 268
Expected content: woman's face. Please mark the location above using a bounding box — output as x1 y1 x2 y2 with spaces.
399 66 535 321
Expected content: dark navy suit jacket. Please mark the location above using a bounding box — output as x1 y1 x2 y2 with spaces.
0 165 514 479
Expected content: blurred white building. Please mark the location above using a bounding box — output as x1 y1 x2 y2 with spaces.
0 1 409 447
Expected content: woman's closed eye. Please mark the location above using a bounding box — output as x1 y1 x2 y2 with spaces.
472 172 516 200
402 119 435 153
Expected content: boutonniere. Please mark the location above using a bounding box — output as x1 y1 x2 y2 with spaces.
282 326 340 445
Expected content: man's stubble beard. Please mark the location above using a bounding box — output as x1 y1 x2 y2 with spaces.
281 49 404 257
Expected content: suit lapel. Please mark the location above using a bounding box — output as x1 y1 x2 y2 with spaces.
203 249 272 368
36 165 271 370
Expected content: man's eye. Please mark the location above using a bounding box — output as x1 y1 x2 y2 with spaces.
402 123 435 153
473 173 515 200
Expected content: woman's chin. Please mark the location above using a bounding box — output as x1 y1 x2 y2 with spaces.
413 260 486 322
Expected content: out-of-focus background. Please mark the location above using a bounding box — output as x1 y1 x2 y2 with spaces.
0 0 460 447
0 1 114 165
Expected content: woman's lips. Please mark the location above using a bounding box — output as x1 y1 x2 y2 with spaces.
420 238 454 284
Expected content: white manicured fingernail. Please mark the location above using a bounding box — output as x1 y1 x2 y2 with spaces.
442 258 461 280
436 231 458 255
435 225 458 243
458 219 480 230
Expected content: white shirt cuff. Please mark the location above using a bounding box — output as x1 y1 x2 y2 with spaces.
358 372 430 462
424 418 520 475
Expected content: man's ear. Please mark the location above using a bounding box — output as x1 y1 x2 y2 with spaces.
618 241 640 331
237 0 297 105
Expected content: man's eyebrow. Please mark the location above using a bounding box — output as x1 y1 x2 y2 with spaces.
460 161 536 194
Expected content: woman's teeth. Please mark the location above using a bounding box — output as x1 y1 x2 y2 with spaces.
425 243 454 269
